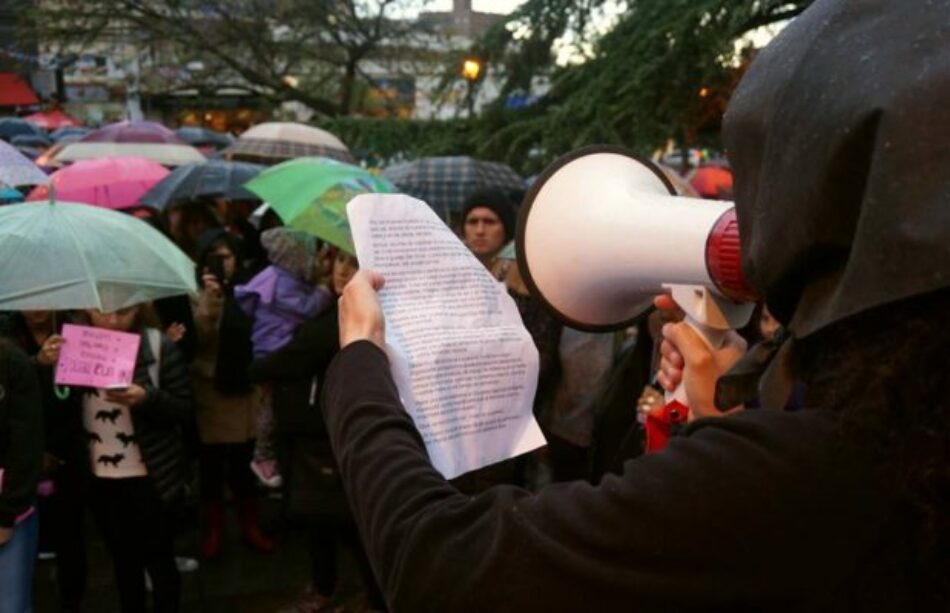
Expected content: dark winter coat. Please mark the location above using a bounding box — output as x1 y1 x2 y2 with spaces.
248 304 349 522
0 341 43 528
323 342 905 612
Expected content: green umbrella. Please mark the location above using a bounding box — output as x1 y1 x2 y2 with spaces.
244 157 395 254
0 200 197 312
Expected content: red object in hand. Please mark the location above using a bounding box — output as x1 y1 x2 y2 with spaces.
645 400 690 452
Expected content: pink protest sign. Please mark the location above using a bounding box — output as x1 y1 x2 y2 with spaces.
55 324 141 389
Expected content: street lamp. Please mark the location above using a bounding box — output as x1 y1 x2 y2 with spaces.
460 56 484 118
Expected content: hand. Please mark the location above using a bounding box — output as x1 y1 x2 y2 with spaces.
201 272 223 298
105 384 147 408
165 322 186 343
636 385 664 418
654 295 747 420
0 526 11 546
338 270 386 350
37 334 65 367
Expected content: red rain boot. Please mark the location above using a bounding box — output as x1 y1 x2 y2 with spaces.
237 499 276 553
200 501 224 559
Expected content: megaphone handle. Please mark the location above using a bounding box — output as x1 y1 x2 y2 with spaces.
664 316 729 407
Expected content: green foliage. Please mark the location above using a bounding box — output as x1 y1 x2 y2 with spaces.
478 0 813 161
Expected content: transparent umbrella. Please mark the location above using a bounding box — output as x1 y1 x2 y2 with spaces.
0 199 196 311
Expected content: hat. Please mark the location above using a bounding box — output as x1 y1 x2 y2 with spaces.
261 227 319 282
722 0 950 338
461 188 517 242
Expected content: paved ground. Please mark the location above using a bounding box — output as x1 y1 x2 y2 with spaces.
33 493 367 612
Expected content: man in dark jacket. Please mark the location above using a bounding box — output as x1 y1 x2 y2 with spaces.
321 0 950 610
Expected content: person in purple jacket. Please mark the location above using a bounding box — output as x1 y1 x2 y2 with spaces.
235 228 333 487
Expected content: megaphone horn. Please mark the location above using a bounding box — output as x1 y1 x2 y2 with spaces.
516 145 758 334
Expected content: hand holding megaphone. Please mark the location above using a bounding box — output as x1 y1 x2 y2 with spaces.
654 295 747 418
517 146 759 415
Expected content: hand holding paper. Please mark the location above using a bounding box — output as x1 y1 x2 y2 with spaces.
338 270 387 350
346 194 545 479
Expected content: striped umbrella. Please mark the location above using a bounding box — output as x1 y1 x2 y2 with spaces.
382 156 524 218
221 122 353 165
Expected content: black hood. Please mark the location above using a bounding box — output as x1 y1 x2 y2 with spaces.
723 0 950 337
195 227 241 271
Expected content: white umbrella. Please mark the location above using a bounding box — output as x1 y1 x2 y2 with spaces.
50 142 207 167
0 140 49 186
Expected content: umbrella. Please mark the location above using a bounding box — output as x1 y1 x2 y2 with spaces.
0 185 24 204
51 126 91 142
0 117 45 142
688 164 733 199
25 157 170 209
221 122 354 165
11 134 51 149
51 141 206 167
175 127 233 150
382 156 523 218
50 120 205 167
245 157 395 253
138 160 264 209
0 200 197 311
0 140 49 186
24 109 82 130
81 120 183 144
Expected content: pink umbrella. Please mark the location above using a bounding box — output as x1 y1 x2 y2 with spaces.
26 157 170 209
24 109 82 130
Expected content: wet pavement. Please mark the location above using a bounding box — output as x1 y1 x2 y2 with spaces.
33 493 367 612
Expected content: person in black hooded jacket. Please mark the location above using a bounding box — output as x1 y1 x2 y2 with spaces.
319 1 950 610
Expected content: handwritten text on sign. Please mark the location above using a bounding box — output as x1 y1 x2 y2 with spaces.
55 324 141 388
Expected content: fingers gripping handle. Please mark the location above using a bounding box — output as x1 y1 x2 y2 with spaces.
662 284 754 411
664 316 728 406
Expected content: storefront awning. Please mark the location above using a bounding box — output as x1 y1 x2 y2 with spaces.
0 73 40 106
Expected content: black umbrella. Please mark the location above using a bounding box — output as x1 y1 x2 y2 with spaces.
11 134 51 149
175 127 233 149
50 126 90 142
138 160 264 209
0 118 44 142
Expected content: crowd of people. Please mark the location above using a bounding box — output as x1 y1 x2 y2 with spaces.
2 1 950 612
0 175 676 613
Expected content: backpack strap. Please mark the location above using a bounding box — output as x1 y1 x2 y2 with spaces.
145 328 162 389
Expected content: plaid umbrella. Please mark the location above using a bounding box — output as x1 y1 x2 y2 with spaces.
221 122 353 165
382 156 524 218
139 160 264 209
0 140 49 186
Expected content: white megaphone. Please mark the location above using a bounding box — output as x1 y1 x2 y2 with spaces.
517 146 758 407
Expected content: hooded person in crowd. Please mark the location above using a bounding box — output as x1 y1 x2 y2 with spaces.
320 0 950 610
